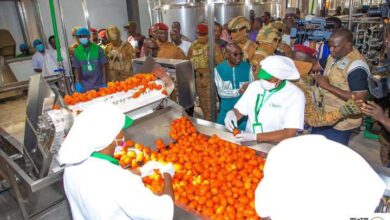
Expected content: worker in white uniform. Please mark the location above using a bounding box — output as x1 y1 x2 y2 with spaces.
42 35 69 77
225 55 305 143
31 39 45 73
58 102 175 220
255 135 386 220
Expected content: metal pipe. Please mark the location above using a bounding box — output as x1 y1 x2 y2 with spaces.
147 0 154 26
14 0 30 46
348 0 353 30
49 0 71 94
80 0 91 29
57 0 74 81
206 0 216 122
32 0 47 47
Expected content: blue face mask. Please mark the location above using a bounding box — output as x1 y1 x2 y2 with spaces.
36 44 44 52
79 38 89 45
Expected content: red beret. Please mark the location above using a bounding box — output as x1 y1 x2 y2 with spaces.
197 23 208 34
90 28 97 33
155 23 169 31
293 44 316 57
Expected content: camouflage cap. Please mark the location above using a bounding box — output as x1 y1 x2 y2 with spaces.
228 16 251 31
256 27 278 44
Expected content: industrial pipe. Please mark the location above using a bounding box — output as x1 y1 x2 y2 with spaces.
206 0 216 122
348 0 353 30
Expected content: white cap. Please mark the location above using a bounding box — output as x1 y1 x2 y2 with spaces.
255 135 386 220
260 55 300 80
58 102 126 165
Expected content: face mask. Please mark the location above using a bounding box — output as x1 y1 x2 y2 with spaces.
114 137 125 153
79 37 89 45
36 44 44 52
260 79 277 91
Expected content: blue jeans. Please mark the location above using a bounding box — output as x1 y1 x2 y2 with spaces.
311 126 353 146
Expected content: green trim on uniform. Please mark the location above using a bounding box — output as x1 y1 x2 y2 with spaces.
258 68 273 80
91 152 119 165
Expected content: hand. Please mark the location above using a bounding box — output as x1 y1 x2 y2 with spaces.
239 83 249 94
339 95 361 117
361 101 386 122
160 163 175 178
140 161 164 177
312 73 331 90
75 82 85 93
101 83 107 88
311 60 323 73
224 110 238 132
236 132 257 142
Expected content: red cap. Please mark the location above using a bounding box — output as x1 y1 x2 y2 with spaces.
155 23 169 31
197 23 208 34
90 28 97 33
293 44 316 57
98 29 106 38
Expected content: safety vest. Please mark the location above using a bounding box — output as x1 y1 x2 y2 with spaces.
322 49 368 130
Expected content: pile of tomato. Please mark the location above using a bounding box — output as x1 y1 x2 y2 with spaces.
118 116 265 220
63 73 167 106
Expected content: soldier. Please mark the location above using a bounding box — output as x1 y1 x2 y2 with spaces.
69 25 81 59
105 25 135 82
272 21 293 58
251 28 279 78
188 23 224 121
155 23 186 60
228 16 257 63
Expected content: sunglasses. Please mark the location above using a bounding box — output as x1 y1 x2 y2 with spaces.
228 27 246 34
146 46 159 50
230 52 243 57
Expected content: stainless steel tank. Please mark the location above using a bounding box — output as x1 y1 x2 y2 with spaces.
249 0 284 19
154 2 206 41
214 2 246 25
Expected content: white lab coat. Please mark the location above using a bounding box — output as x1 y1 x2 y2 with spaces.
234 80 305 133
42 47 69 77
63 157 174 220
32 51 44 70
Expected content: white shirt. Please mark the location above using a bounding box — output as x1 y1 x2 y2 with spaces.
176 40 191 56
42 47 69 77
235 80 305 133
32 51 44 70
214 66 254 98
63 157 174 220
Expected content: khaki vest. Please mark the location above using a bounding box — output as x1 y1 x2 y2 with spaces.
190 40 209 70
322 49 367 130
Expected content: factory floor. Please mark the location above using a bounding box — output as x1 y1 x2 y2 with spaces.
0 94 384 219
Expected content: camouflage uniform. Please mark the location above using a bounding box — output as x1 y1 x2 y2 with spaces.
188 40 224 120
105 42 135 81
228 16 256 63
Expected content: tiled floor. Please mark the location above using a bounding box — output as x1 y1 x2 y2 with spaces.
0 95 385 219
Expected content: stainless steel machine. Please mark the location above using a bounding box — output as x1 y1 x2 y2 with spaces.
132 57 196 111
1 70 390 219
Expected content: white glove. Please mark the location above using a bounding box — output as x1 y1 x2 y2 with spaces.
140 161 164 177
224 110 238 132
160 163 175 178
236 132 257 142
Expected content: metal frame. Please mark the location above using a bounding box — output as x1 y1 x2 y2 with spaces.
0 127 65 220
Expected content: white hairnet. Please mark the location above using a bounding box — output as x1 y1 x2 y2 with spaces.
260 55 300 80
255 135 386 220
58 102 127 165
